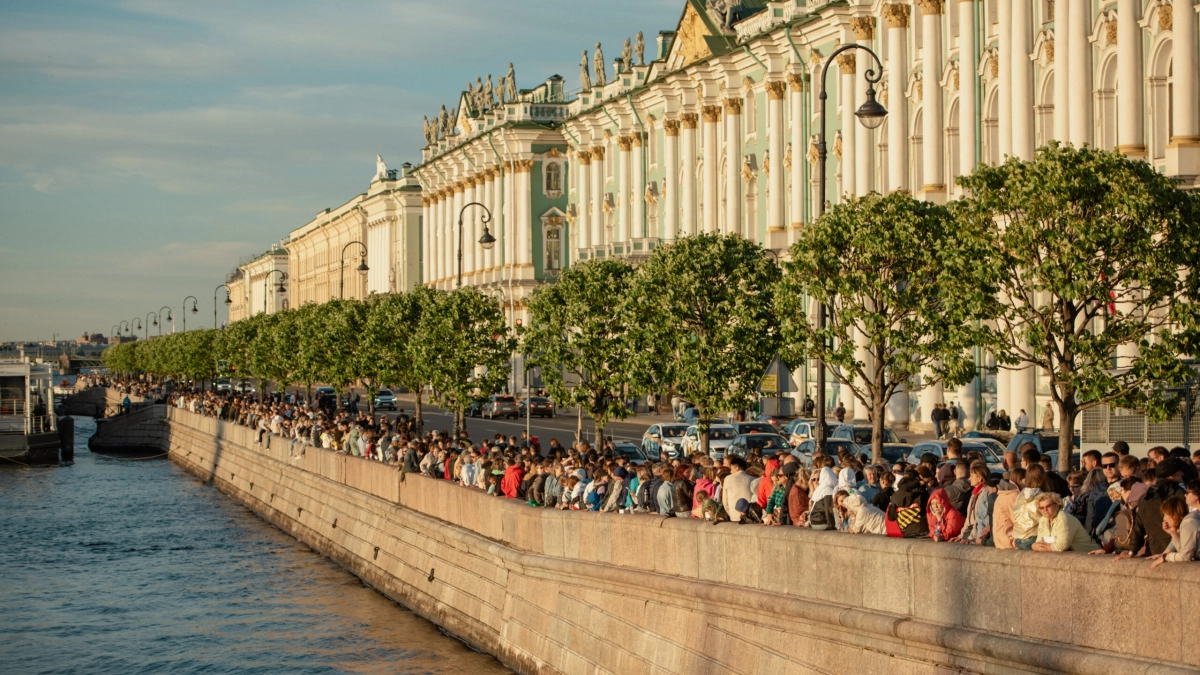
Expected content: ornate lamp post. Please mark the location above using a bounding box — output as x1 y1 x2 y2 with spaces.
145 312 159 341
339 242 368 299
265 270 287 314
214 284 232 329
182 296 198 333
813 44 887 454
111 324 121 343
458 202 496 288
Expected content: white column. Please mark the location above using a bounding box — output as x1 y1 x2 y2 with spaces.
766 83 786 233
1067 0 1093 147
1010 364 1036 432
591 147 605 247
421 198 431 284
852 17 876 197
436 192 447 283
998 0 1013 157
959 0 978 175
618 137 632 242
921 0 945 199
1054 0 1071 142
788 74 805 226
444 189 454 285
886 4 911 193
484 171 496 273
451 184 464 285
501 165 513 270
1116 0 1145 156
1170 0 1200 148
681 114 699 236
724 97 744 236
919 369 945 433
464 178 477 278
664 120 680 240
577 153 591 254
702 106 720 233
1011 0 1034 160
957 380 978 431
632 134 646 239
839 54 857 198
853 329 872 421
995 358 1011 420
516 162 532 267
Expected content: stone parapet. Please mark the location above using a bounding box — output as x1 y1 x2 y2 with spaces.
116 405 1200 675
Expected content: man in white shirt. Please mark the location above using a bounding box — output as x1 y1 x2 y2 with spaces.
721 457 756 523
1015 409 1029 432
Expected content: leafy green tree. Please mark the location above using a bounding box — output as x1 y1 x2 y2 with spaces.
362 287 436 432
957 143 1200 472
292 303 325 402
777 192 996 462
522 258 637 442
102 342 139 375
626 234 781 455
413 287 513 438
214 315 258 387
314 299 370 408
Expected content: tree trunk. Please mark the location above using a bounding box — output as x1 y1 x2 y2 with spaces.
576 407 583 445
872 395 887 465
1057 397 1078 474
595 419 605 448
414 389 424 435
699 409 710 457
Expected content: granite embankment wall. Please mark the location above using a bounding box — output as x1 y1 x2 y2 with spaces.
100 403 1200 675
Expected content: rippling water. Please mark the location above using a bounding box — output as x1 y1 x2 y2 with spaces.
0 417 511 675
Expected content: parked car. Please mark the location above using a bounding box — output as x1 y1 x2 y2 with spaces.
374 389 397 411
483 395 519 419
731 421 777 436
791 438 861 466
905 440 1004 472
781 418 835 447
830 424 904 446
1007 431 1077 456
680 424 738 458
642 423 690 459
215 378 232 393
519 396 555 418
465 400 486 418
237 382 256 395
678 407 703 424
726 433 792 458
612 442 649 465
753 413 795 431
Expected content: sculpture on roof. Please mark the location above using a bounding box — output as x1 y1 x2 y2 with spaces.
423 116 436 145
375 155 388 181
707 0 739 31
438 105 452 138
475 77 485 110
505 63 517 102
466 80 477 111
483 74 496 110
593 43 607 87
580 50 591 90
496 75 507 104
636 32 645 66
621 38 632 72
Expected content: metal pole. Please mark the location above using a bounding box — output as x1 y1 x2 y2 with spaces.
183 296 197 333
456 201 493 289
214 285 230 330
339 241 367 299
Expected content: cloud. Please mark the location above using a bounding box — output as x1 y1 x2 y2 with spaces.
0 28 236 80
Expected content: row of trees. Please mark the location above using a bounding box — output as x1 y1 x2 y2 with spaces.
103 289 514 435
106 146 1200 469
522 145 1200 468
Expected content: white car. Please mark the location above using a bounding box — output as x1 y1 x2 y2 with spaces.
680 424 738 459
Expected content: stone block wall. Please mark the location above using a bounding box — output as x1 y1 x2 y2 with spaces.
135 405 1199 675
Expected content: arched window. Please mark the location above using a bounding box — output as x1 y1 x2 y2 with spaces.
1098 54 1118 151
545 162 562 194
545 226 562 271
745 92 758 137
1149 40 1173 161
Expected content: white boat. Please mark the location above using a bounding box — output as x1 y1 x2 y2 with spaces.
0 356 64 465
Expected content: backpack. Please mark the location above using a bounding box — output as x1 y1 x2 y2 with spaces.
1111 506 1139 552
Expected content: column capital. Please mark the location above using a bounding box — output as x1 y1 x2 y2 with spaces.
837 52 856 73
916 0 945 15
663 119 681 136
765 80 788 100
591 145 606 159
681 112 699 129
632 132 645 147
723 97 743 115
422 197 432 207
883 3 911 28
851 16 876 41
787 73 805 92
514 159 535 173
701 105 723 122
617 135 634 151
577 150 593 164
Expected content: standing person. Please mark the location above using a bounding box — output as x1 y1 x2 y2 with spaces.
1041 402 1054 430
1015 409 1029 433
803 395 816 418
950 403 962 437
721 458 755 523
835 402 846 423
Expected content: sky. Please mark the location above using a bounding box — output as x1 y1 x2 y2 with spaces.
0 0 682 342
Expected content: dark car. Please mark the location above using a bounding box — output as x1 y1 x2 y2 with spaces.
731 422 778 436
792 438 861 466
483 395 519 419
726 433 792 458
519 396 556 418
830 424 903 446
906 440 1004 471
1007 431 1076 455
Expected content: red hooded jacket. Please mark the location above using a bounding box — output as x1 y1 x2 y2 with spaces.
926 488 965 541
757 458 780 507
501 464 525 499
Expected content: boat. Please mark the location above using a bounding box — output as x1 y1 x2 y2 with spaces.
0 356 67 465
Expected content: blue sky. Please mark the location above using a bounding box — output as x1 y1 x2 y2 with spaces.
0 0 682 341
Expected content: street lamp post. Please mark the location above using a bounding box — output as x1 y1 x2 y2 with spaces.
265 270 287 314
182 296 198 333
339 242 369 299
214 284 232 329
131 318 142 340
814 44 887 454
145 312 159 341
120 321 129 337
158 306 174 336
457 202 496 288
111 325 121 343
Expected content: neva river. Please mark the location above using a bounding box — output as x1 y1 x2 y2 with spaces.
0 417 511 675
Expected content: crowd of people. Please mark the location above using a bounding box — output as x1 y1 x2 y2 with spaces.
143 382 1200 566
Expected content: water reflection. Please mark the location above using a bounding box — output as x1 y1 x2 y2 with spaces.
0 417 511 675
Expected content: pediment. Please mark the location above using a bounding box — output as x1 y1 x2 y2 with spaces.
666 1 725 71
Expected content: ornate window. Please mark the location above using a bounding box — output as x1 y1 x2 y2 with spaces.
544 161 563 197
545 225 562 271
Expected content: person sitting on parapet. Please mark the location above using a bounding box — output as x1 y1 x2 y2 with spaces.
698 490 728 524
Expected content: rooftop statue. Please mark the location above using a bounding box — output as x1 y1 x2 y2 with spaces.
580 50 591 90
505 63 517 102
375 155 388 181
423 116 436 145
621 38 632 72
636 32 645 66
483 74 496 110
593 43 607 87
707 0 739 31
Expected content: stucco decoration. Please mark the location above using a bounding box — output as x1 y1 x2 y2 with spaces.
636 32 645 66
594 43 608 87
674 3 714 67
505 63 517 102
622 38 633 72
580 51 591 90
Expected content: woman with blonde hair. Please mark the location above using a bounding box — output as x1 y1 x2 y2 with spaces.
1031 492 1098 552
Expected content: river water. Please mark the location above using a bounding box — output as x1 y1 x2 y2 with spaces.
0 417 511 675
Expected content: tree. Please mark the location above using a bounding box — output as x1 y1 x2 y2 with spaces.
522 258 637 442
362 287 436 433
315 299 370 408
412 287 513 439
777 191 996 462
215 316 258 386
957 143 1200 472
626 234 781 455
